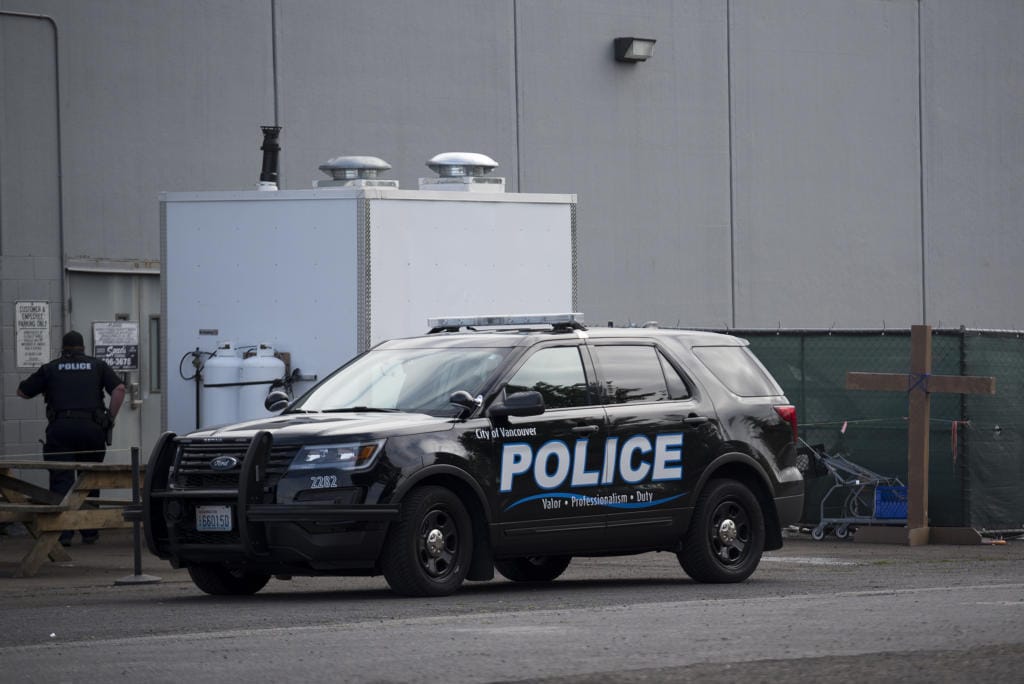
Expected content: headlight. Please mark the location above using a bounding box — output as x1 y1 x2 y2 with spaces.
290 440 385 471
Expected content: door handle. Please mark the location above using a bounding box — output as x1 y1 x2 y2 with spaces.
129 381 143 410
572 425 600 434
684 415 709 426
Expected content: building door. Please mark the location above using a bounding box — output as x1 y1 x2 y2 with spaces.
67 270 162 465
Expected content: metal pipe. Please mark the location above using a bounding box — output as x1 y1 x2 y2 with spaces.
259 125 282 189
130 445 143 576
114 445 161 585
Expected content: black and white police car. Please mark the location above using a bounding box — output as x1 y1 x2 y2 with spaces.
143 314 803 597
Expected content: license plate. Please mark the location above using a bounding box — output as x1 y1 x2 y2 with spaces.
196 505 233 532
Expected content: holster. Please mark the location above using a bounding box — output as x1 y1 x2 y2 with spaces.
94 408 115 446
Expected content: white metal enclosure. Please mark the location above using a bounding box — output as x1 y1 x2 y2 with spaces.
161 186 577 435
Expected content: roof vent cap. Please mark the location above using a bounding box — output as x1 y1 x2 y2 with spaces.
421 152 504 192
426 152 498 178
316 155 398 188
319 155 391 180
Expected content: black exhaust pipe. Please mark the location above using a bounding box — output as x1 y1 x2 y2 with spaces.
259 125 281 189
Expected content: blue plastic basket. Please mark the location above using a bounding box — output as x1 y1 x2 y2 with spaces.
875 485 908 519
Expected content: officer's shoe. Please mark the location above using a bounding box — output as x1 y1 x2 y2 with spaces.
81 534 99 545
59 534 72 547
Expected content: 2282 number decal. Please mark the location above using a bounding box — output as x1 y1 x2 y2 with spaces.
309 474 338 489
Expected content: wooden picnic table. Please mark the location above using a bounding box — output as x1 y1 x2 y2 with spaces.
0 460 143 577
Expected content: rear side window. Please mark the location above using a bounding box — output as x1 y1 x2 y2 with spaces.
593 345 691 404
691 345 781 397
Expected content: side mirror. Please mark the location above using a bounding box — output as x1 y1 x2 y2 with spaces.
487 390 545 418
449 390 481 412
264 390 290 413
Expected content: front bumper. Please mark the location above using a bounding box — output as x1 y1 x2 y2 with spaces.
143 430 400 571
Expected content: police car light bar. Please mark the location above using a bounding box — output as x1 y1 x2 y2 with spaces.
427 313 585 332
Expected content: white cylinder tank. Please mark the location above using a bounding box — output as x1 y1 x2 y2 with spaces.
239 344 286 420
200 342 243 428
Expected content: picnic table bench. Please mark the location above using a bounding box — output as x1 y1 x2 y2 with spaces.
0 460 143 577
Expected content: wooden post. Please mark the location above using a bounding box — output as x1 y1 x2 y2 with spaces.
846 325 995 545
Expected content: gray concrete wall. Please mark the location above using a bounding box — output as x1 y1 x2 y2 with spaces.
0 12 62 456
274 1 519 193
517 0 732 329
922 0 1024 329
730 0 923 328
4 0 1020 326
50 0 274 260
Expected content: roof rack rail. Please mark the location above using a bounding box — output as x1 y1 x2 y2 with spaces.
426 313 586 334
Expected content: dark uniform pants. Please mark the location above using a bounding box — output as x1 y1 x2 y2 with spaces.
44 418 106 542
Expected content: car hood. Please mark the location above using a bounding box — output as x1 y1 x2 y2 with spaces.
182 411 454 442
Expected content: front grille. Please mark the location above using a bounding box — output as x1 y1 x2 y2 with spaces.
164 440 298 550
175 527 242 545
179 472 236 488
172 443 298 490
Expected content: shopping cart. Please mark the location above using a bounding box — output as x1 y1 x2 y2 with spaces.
796 440 908 540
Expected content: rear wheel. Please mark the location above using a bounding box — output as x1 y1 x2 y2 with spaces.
495 555 571 582
678 479 765 583
187 564 271 595
381 486 472 597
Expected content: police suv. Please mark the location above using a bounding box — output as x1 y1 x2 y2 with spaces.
143 314 803 597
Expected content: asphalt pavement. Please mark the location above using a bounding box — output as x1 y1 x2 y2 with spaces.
2 521 1020 595
1 524 1022 683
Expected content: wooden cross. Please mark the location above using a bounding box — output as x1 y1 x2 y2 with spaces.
846 325 995 545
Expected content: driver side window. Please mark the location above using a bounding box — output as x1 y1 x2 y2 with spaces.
505 346 590 409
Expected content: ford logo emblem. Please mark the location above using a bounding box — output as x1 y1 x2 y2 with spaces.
210 456 240 471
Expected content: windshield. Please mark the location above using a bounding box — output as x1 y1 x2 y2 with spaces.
290 347 511 416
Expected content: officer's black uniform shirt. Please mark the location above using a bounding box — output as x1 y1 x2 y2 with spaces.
18 351 122 413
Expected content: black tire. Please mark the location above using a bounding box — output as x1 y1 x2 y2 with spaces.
677 479 765 583
380 486 472 597
495 555 571 582
187 564 271 596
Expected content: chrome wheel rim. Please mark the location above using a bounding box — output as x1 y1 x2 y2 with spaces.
709 499 751 566
417 508 458 578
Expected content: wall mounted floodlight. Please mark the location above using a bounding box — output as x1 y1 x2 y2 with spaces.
613 37 656 63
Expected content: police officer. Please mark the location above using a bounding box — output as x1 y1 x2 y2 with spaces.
17 330 126 546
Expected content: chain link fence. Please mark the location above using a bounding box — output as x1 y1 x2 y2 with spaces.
727 329 1023 533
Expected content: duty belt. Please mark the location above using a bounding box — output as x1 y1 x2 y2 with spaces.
52 409 97 421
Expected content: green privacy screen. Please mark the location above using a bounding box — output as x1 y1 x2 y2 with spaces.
726 329 1022 533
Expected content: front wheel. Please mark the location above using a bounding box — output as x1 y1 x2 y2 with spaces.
188 564 271 596
381 486 472 597
677 479 765 583
495 555 571 582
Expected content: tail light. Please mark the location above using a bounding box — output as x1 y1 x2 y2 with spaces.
773 404 798 443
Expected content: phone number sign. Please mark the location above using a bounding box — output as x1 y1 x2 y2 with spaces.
92 321 139 370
